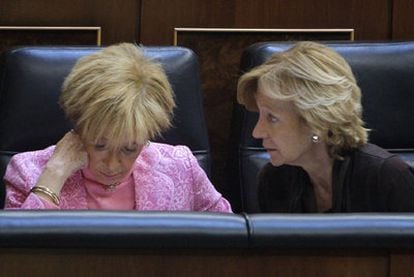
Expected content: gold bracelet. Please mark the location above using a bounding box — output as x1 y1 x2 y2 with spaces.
30 186 60 206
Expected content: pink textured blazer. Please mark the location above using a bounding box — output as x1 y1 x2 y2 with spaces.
4 142 232 212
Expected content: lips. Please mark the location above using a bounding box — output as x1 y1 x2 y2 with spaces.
263 145 277 152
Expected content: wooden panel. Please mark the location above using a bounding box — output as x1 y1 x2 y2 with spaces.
248 250 388 277
140 0 237 45
392 0 414 39
0 26 101 55
140 0 391 45
232 0 391 40
0 249 247 277
0 248 390 277
0 0 140 45
390 251 414 277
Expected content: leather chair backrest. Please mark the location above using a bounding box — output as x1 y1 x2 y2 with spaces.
230 41 414 213
0 46 210 208
3 211 414 250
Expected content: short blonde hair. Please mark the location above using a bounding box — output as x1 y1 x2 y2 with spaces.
237 41 368 158
60 43 175 148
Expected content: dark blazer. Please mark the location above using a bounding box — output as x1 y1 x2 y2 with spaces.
258 144 414 213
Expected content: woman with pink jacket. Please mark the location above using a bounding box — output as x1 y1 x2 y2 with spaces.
4 43 231 212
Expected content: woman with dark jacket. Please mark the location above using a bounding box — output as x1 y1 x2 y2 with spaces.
237 41 414 213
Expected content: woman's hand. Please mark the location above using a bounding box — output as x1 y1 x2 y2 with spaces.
34 131 88 196
48 130 88 176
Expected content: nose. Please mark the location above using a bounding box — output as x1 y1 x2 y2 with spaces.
252 116 266 139
103 151 121 171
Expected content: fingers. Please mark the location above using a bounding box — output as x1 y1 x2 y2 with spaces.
60 130 83 146
52 130 88 168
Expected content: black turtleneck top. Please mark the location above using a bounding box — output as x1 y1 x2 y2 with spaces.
258 144 414 213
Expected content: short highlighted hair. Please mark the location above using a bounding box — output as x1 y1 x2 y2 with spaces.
60 43 175 148
237 41 368 158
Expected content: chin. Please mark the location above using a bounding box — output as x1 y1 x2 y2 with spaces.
269 159 285 167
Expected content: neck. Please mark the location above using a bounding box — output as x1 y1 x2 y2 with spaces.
296 142 333 182
296 143 334 212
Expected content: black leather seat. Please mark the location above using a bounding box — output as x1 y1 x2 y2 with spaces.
2 211 414 249
247 213 414 249
0 211 248 248
229 41 414 213
0 46 210 208
2 211 414 276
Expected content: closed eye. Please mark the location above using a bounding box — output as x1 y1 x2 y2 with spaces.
121 146 139 155
94 144 107 151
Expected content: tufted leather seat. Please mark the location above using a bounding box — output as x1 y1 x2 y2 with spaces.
0 46 211 208
229 41 414 213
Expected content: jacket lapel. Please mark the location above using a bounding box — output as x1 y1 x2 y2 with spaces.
132 143 175 210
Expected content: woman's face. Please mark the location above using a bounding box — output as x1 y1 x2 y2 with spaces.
83 138 144 185
253 89 315 168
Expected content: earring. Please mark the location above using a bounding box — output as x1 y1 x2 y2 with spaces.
311 134 320 143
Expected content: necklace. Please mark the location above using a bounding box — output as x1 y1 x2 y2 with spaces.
104 182 120 192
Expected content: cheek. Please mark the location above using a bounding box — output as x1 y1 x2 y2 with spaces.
87 158 100 172
85 150 103 169
266 128 287 145
120 154 140 171
269 128 309 154
121 159 135 170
